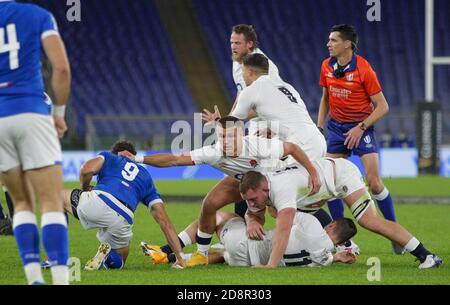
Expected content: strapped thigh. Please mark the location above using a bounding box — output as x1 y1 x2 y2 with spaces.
350 192 375 221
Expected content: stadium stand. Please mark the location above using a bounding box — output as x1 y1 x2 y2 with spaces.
22 0 450 145
24 0 197 140
193 0 450 141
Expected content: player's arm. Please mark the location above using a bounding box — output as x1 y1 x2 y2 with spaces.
150 202 185 268
265 207 296 268
282 142 321 195
230 91 257 119
317 87 329 132
119 151 194 167
79 156 104 191
42 35 71 138
245 206 266 240
363 92 389 128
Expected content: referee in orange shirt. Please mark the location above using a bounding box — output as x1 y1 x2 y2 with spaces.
317 24 402 254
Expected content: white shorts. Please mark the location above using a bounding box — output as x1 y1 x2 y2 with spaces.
219 217 251 267
334 158 367 198
0 113 62 172
77 191 133 249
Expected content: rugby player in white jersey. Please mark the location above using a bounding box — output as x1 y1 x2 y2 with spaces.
228 24 286 224
238 159 442 269
141 210 357 268
120 116 326 266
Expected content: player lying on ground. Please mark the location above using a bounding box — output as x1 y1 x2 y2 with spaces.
141 210 357 267
239 158 442 269
119 116 345 267
61 140 185 270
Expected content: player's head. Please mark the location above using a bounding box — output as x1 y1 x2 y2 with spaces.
242 53 269 86
327 24 358 58
231 24 259 62
111 140 137 155
324 217 357 245
217 116 245 157
239 171 269 210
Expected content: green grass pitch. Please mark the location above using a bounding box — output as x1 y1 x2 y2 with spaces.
0 177 449 285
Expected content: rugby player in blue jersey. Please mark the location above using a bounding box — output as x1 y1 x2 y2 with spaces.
0 0 71 284
62 140 186 270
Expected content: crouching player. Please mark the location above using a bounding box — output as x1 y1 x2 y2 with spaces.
62 140 185 270
141 210 357 267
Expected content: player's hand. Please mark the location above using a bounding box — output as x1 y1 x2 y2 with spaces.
247 221 265 240
53 116 68 139
118 150 136 161
254 128 275 139
334 251 357 264
201 105 221 124
343 126 364 150
308 170 321 196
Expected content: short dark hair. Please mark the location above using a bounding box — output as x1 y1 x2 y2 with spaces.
232 24 259 50
217 116 243 129
239 171 266 194
331 24 358 50
111 140 136 155
242 53 269 75
333 218 357 245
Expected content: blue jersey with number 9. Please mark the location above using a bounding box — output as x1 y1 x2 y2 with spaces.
94 152 162 212
0 0 58 117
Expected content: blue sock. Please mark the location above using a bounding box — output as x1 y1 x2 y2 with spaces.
372 188 396 222
327 199 345 220
13 211 41 265
103 250 124 269
41 212 69 267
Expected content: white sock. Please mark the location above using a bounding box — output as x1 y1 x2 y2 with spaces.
372 187 389 201
178 230 192 247
24 263 45 285
197 230 212 255
404 237 420 252
51 265 69 285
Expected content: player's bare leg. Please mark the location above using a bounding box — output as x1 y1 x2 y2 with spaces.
360 153 400 253
187 176 242 267
1 167 44 284
344 188 442 268
26 165 69 283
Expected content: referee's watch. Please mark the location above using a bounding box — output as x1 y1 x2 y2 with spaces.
359 122 367 131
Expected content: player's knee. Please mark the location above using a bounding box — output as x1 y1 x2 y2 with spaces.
202 196 221 215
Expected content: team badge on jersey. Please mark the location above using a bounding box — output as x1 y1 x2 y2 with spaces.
346 73 354 81
249 160 258 168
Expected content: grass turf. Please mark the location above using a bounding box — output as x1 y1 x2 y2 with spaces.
0 179 449 285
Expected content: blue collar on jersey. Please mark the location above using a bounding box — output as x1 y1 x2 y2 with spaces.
0 0 14 2
329 54 358 73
